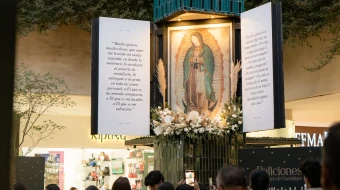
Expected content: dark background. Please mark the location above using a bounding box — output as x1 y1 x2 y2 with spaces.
15 157 45 190
239 147 322 190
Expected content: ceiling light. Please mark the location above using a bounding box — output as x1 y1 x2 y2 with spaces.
177 18 182 21
211 16 215 19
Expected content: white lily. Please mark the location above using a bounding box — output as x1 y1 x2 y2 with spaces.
153 126 164 136
188 111 199 123
199 128 205 133
164 115 173 125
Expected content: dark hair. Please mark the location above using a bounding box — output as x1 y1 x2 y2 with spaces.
323 122 340 189
46 184 60 190
112 177 131 190
176 184 194 190
145 170 165 187
159 182 174 190
85 185 99 190
250 169 270 190
70 187 78 190
217 165 248 188
12 182 27 190
299 157 321 188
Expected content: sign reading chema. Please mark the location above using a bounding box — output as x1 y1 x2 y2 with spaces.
295 132 328 147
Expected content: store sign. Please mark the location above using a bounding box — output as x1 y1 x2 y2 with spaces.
241 2 285 132
91 17 150 136
91 134 126 142
239 147 321 190
295 132 328 147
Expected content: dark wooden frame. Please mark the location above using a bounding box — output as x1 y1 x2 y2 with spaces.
271 3 285 129
91 18 100 135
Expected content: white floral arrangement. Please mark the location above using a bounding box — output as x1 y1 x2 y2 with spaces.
150 102 242 142
221 97 243 134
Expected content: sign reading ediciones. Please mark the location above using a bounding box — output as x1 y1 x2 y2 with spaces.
257 166 301 176
295 132 328 147
256 166 302 182
239 147 321 190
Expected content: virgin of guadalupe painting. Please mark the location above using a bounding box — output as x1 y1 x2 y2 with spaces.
183 32 217 114
169 23 232 117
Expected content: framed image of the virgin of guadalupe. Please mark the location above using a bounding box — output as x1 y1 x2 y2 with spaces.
168 23 232 118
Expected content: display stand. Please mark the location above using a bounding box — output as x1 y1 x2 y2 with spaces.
83 165 101 187
126 150 154 190
154 134 245 186
150 1 246 185
83 161 111 189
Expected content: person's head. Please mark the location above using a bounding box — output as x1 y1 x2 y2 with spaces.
12 182 27 190
322 122 340 190
159 182 174 190
70 187 78 190
85 185 99 190
299 157 321 188
190 32 203 47
176 184 194 190
216 165 248 190
249 169 270 190
145 170 165 190
112 177 131 190
45 184 60 190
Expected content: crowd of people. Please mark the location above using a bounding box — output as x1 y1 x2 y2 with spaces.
11 122 340 190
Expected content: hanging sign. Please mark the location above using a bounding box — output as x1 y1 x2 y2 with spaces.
91 17 150 136
241 2 285 132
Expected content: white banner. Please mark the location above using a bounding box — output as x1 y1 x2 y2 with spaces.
241 3 275 132
95 17 150 135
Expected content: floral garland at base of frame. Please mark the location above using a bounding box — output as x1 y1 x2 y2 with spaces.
150 97 243 144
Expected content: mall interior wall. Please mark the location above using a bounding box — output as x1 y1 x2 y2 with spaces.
19 114 135 149
283 32 340 101
16 26 340 102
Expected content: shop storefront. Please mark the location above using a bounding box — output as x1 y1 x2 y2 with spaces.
20 115 153 190
294 126 328 147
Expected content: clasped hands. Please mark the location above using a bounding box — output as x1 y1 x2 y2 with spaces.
190 57 204 66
